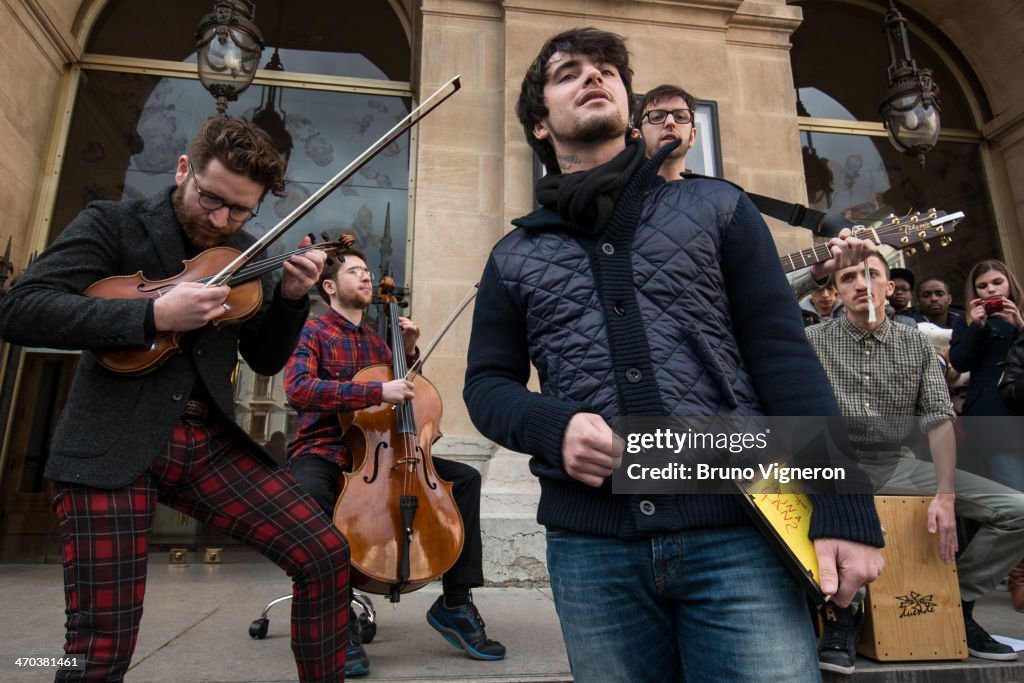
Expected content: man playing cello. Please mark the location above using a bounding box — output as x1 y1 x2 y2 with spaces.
285 247 506 678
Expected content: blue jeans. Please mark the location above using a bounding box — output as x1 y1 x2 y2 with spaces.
546 525 820 683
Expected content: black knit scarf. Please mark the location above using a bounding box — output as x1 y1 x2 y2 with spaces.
534 139 648 236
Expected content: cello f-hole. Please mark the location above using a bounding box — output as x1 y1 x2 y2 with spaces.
362 442 388 484
418 445 439 490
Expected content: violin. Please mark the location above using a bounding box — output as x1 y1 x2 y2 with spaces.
86 237 353 374
332 277 464 602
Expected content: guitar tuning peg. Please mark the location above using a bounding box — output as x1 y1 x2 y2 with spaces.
922 242 931 252
940 236 952 247
906 247 917 256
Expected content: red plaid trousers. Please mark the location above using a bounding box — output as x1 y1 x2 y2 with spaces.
52 419 349 682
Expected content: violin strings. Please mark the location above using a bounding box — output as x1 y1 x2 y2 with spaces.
195 245 327 287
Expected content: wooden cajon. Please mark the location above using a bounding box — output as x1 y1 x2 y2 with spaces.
857 496 967 661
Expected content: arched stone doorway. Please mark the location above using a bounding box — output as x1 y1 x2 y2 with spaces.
0 0 416 561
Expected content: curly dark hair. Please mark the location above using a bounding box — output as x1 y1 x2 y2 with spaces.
188 116 288 197
516 27 634 174
633 84 697 129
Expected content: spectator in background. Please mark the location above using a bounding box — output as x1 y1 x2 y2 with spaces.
999 328 1024 415
911 276 963 329
800 280 840 326
912 275 968 408
999 327 1024 612
888 266 917 317
950 258 1024 490
950 258 1024 616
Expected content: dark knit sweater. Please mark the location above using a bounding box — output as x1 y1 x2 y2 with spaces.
464 145 883 547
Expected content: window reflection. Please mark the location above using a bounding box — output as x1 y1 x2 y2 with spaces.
52 71 412 281
800 131 999 297
791 0 977 128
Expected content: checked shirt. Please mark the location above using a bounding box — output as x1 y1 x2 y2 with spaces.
806 314 954 446
285 307 416 468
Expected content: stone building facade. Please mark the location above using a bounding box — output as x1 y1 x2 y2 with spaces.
1 1 1022 578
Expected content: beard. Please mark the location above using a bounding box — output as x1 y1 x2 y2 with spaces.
173 185 223 249
335 287 373 311
667 139 691 159
571 111 628 145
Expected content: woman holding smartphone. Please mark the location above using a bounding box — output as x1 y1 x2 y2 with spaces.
951 259 1024 484
950 258 1024 612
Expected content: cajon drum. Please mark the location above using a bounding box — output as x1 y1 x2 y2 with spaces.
857 496 967 661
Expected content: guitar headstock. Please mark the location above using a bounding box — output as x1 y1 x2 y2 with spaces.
852 209 964 255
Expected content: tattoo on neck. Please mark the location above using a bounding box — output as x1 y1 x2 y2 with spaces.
558 153 582 170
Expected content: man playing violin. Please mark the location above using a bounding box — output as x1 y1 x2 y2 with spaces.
285 249 506 678
0 116 348 682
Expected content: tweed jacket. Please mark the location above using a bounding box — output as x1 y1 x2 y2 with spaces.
0 189 310 488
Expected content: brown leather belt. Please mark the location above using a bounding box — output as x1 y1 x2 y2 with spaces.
181 399 209 421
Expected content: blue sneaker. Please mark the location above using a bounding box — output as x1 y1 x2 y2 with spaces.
345 639 369 677
345 616 370 679
426 595 506 660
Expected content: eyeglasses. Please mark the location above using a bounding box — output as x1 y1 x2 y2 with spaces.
641 108 693 126
342 266 374 280
188 162 259 222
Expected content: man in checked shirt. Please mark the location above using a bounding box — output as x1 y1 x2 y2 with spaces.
807 253 1024 674
284 247 505 678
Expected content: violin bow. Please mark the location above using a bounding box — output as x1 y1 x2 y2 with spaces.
405 283 478 381
204 74 463 288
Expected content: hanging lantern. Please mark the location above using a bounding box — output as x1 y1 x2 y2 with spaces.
878 0 941 167
196 0 264 115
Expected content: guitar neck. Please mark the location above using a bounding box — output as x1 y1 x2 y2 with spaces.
777 210 963 274
778 242 873 274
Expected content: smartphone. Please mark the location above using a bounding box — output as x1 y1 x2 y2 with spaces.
982 298 1004 315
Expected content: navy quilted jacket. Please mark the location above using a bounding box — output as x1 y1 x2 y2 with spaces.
464 152 883 545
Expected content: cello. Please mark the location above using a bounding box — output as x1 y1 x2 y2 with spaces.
333 277 464 602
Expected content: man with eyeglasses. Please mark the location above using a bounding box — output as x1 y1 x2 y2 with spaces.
284 248 506 677
635 84 698 180
888 266 917 317
636 82 880 304
0 116 351 681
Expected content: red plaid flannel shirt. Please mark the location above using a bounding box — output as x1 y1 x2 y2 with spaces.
285 307 416 467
